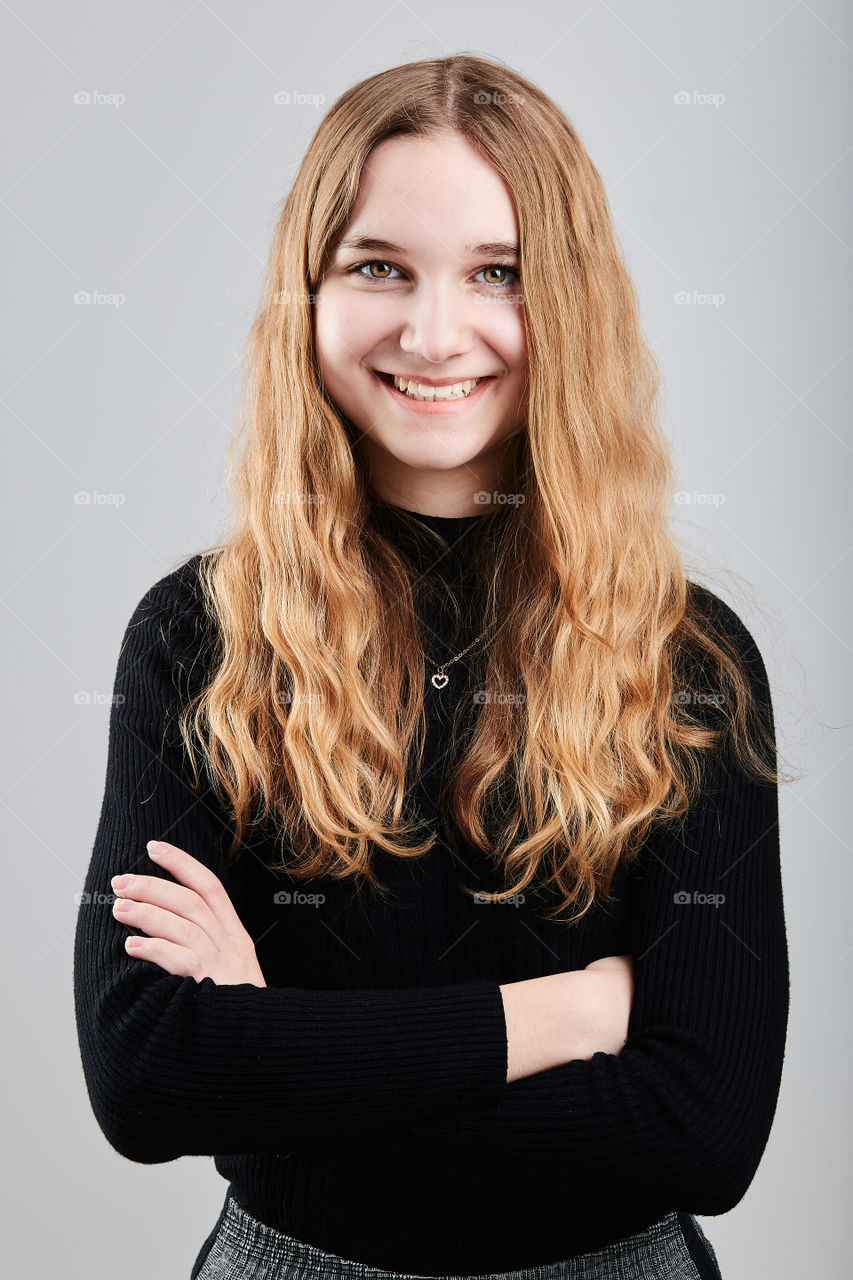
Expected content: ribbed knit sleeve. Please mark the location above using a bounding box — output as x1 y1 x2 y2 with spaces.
72 560 508 1165
353 596 789 1218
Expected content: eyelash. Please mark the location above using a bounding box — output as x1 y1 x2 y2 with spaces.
347 259 520 290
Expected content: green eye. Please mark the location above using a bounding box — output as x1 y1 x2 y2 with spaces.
348 259 520 289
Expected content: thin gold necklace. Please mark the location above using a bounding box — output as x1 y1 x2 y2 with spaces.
422 617 497 689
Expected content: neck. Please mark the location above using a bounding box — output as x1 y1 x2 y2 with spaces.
361 435 522 518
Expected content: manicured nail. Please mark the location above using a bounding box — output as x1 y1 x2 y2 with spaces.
112 875 130 891
126 936 142 949
147 841 164 858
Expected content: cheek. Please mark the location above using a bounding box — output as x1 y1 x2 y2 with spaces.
481 302 526 371
316 291 386 369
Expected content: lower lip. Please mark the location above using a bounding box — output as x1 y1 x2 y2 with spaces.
373 372 496 414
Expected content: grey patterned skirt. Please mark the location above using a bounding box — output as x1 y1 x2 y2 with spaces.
191 1191 723 1280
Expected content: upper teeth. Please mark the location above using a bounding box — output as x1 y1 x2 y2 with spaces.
392 374 481 401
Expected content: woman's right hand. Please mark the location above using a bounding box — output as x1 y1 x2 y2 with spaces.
580 953 635 1057
500 954 635 1083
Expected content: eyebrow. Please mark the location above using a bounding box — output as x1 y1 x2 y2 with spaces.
335 235 520 258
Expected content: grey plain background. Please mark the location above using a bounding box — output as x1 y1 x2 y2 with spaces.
2 2 850 1277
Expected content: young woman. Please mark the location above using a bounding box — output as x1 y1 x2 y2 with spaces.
73 54 790 1280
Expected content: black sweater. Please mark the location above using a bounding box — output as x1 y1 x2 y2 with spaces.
73 505 789 1275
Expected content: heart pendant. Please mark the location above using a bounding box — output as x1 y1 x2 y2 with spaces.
431 672 449 689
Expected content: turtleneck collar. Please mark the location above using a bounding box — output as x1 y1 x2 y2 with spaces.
390 504 488 534
366 496 501 662
370 496 491 531
367 497 489 585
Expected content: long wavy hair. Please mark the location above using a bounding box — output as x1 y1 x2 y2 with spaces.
175 53 791 924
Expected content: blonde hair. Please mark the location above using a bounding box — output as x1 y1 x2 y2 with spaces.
177 53 791 923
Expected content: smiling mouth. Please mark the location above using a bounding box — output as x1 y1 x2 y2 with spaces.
373 370 494 402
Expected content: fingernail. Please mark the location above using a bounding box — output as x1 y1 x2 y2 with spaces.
112 875 130 891
147 841 164 858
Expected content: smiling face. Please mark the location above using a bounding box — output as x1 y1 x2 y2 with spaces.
313 129 528 516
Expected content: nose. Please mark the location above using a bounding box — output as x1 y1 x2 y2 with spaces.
398 281 475 368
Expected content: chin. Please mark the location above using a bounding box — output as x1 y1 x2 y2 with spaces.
377 424 498 458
